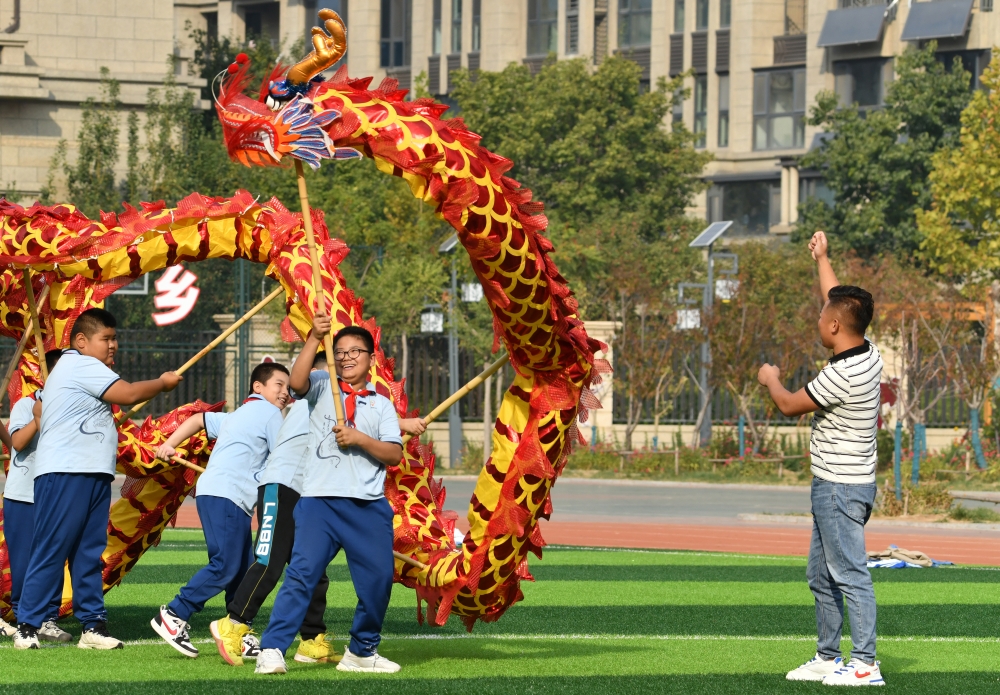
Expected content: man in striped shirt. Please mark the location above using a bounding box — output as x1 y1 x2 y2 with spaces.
757 231 885 687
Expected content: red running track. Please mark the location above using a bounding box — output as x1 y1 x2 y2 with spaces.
172 503 1000 566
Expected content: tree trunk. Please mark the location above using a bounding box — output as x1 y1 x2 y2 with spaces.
482 359 492 465
401 331 408 384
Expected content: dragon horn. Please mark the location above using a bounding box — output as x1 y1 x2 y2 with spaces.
287 9 346 86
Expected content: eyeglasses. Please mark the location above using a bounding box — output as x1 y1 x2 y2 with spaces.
333 347 372 361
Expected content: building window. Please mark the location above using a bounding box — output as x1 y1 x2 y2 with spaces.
619 0 651 49
381 0 411 68
709 181 778 236
451 0 462 53
527 0 557 56
800 178 835 207
938 50 991 90
785 0 805 34
718 73 730 147
695 0 708 30
720 0 731 27
672 88 683 126
566 0 579 55
984 0 993 11
674 0 685 33
694 75 707 148
472 0 481 51
753 68 805 150
433 0 442 55
834 59 891 108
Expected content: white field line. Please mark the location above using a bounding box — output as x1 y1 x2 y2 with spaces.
5 634 999 650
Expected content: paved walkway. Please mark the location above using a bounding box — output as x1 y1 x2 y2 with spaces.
157 477 1000 565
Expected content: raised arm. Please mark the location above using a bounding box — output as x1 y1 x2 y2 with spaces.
154 412 206 460
290 313 331 396
809 231 840 301
104 372 181 406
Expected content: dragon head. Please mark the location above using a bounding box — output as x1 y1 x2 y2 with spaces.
214 9 359 170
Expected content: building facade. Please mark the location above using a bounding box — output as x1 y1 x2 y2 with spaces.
1 0 996 222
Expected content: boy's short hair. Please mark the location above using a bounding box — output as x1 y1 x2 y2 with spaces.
69 308 117 342
333 326 375 354
828 285 874 336
45 349 63 373
312 350 327 368
249 362 289 395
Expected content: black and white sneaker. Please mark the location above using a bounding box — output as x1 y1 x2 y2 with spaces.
242 632 261 659
39 619 73 643
78 622 123 650
0 616 17 638
14 624 39 650
151 605 198 657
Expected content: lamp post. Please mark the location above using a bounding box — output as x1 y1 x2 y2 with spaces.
680 221 735 447
439 234 462 468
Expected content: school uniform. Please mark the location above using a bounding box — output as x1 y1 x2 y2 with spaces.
226 398 328 637
17 351 120 630
3 392 59 622
165 395 283 623
260 373 401 658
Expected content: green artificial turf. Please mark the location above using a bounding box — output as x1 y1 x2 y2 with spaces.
3 529 999 693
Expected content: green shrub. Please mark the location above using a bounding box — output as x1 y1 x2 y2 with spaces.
949 504 1000 523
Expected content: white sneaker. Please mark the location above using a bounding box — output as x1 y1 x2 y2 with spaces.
151 605 198 657
39 619 73 643
242 632 261 659
0 617 17 638
14 624 40 650
77 623 123 650
823 658 884 686
787 654 843 681
336 646 401 673
255 648 288 674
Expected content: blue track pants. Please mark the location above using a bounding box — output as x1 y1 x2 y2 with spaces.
18 472 112 629
261 496 394 657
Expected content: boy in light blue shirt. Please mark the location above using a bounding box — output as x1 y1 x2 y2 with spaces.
0 350 68 643
257 316 404 676
151 362 289 659
15 308 181 651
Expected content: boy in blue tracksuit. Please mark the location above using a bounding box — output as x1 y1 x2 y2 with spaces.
1 350 68 643
15 308 181 650
151 362 289 659
255 315 403 675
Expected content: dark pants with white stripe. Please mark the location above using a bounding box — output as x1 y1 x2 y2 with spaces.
19 472 112 629
261 496 394 657
227 484 328 638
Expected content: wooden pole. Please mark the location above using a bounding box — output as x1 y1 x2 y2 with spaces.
402 353 509 445
22 271 48 382
0 286 51 404
295 160 346 425
168 455 206 474
393 550 427 570
118 285 285 422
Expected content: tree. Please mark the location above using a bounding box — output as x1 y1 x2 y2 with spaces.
710 243 822 454
919 53 1000 283
42 68 123 217
797 43 972 258
451 57 709 236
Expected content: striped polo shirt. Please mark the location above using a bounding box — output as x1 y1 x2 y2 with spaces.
805 340 883 484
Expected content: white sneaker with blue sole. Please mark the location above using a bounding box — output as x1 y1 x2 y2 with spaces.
823 658 885 686
787 654 843 681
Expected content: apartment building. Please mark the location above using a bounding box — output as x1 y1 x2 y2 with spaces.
2 0 996 226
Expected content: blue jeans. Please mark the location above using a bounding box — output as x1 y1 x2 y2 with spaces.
807 477 878 664
261 496 394 657
168 495 253 622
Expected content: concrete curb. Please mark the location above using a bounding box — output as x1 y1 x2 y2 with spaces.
737 513 1000 532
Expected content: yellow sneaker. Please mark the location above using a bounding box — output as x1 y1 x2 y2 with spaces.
210 617 248 667
294 633 341 663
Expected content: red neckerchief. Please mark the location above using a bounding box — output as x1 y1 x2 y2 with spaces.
338 380 371 427
243 394 263 405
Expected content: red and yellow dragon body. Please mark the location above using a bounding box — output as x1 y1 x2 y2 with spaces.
0 11 607 629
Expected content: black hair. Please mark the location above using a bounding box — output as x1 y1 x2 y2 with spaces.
312 350 328 368
827 285 874 336
248 362 289 395
69 308 117 342
44 349 63 373
332 325 375 354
